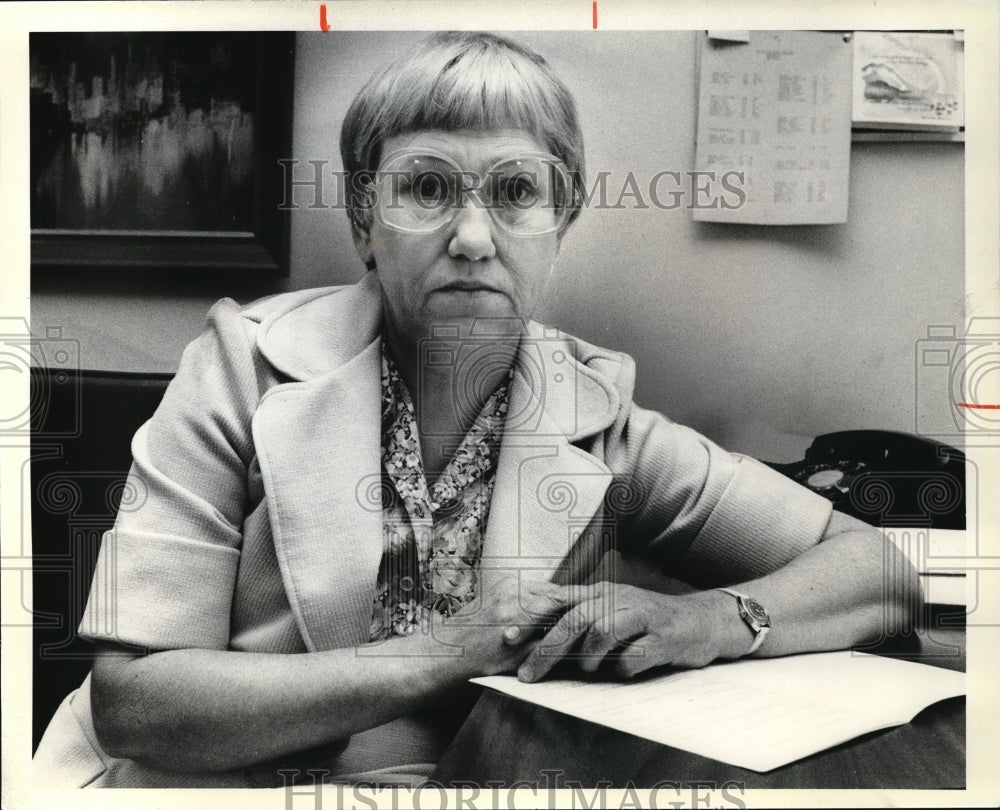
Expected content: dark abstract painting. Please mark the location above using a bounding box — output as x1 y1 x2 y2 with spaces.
30 32 259 234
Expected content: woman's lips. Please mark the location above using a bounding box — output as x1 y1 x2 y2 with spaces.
436 282 503 294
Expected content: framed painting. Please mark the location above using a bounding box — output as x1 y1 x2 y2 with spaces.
29 31 294 274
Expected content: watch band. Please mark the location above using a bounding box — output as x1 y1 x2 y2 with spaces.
717 587 771 655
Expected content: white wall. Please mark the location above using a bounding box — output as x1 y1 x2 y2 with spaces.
31 30 964 460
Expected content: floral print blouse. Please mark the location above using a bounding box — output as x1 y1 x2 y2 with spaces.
369 342 510 640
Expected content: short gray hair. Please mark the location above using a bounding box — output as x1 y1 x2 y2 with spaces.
340 31 585 261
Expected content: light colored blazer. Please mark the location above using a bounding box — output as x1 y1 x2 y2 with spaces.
34 271 832 787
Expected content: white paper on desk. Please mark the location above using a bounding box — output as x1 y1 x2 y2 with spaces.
472 652 964 773
694 31 853 224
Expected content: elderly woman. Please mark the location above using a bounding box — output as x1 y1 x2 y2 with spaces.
35 31 919 788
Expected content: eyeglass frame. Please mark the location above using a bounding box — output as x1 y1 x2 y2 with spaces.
359 147 574 237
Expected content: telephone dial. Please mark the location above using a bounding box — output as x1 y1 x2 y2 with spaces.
765 430 965 530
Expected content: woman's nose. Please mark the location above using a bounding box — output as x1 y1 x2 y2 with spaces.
447 199 497 262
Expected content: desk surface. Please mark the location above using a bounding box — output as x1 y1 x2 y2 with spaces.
433 628 965 789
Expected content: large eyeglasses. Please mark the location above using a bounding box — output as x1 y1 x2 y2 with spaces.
370 149 572 236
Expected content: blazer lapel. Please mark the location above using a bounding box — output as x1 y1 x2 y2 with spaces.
251 274 386 652
483 324 619 585
253 342 384 652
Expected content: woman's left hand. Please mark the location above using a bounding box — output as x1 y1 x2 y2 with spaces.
511 584 742 682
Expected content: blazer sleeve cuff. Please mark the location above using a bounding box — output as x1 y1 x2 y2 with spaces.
682 457 833 586
79 528 240 650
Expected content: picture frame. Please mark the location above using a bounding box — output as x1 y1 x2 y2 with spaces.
849 29 965 142
29 31 294 275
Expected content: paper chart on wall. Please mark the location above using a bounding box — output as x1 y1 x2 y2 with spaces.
694 30 853 225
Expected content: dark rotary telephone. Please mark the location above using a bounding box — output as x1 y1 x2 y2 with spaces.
765 430 965 530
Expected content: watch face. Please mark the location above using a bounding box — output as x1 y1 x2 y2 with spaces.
744 598 769 624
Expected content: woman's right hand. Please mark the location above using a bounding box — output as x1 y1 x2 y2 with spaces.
414 574 570 679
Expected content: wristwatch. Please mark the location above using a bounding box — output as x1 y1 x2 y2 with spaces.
717 588 771 655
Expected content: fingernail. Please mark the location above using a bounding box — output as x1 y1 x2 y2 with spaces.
503 626 520 643
517 667 533 682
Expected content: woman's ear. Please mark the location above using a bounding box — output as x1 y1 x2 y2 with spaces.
352 224 374 267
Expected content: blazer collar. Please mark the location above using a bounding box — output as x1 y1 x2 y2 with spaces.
256 271 384 381
256 272 621 442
